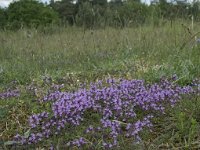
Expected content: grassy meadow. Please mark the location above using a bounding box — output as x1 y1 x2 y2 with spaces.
0 20 200 149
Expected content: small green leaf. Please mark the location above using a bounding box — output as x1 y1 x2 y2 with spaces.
24 129 31 138
4 140 17 145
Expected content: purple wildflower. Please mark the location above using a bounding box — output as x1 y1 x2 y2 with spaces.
13 77 200 148
0 89 20 99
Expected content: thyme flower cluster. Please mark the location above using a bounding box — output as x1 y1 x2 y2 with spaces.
0 89 20 99
14 78 199 148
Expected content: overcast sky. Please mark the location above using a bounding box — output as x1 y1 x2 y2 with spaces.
0 0 11 7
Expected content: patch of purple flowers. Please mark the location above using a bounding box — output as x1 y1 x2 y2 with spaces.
14 78 199 148
67 137 88 147
0 89 20 99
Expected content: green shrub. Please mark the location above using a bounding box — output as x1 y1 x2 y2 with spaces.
0 8 7 29
6 0 59 30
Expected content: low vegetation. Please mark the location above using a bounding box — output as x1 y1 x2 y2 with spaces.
0 0 200 149
0 20 200 149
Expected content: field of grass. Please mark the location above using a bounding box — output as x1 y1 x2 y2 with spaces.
0 20 200 149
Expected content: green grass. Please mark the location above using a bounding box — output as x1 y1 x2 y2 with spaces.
0 20 200 85
0 20 200 149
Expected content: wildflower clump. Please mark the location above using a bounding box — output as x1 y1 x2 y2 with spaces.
0 89 20 100
14 78 199 148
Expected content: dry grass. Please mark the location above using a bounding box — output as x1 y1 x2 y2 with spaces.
1 20 199 85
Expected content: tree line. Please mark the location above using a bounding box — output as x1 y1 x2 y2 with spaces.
0 0 200 30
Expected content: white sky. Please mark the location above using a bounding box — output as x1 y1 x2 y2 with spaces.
0 0 11 7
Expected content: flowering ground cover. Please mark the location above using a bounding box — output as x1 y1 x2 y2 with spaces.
1 23 200 149
1 76 200 149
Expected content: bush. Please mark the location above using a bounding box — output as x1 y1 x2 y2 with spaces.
50 0 77 26
0 8 7 29
6 0 59 30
